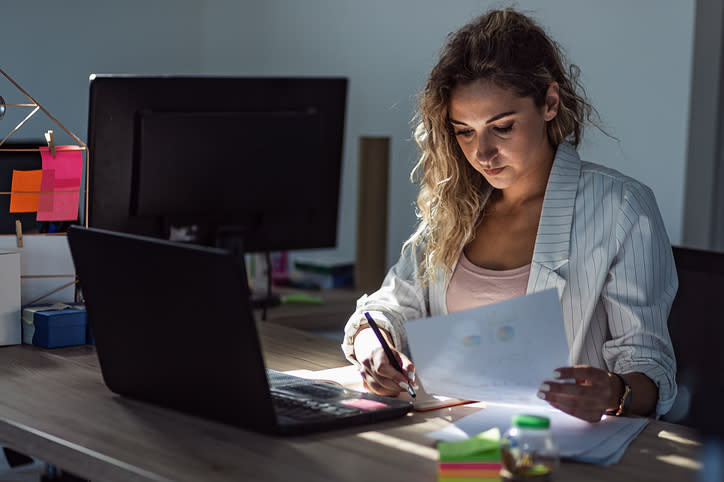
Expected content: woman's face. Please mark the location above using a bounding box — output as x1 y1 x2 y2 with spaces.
448 79 559 194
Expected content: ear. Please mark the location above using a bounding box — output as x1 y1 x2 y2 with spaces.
543 82 560 122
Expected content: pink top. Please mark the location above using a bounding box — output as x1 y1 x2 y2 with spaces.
446 251 531 313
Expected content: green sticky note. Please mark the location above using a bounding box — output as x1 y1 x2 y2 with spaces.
281 293 324 305
437 427 501 462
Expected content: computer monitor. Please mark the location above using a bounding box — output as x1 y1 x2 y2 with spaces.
86 75 347 253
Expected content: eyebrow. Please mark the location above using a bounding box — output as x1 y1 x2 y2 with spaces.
449 110 517 126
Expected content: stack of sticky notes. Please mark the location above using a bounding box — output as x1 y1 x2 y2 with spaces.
437 428 502 482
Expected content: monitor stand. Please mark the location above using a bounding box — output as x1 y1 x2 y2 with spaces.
250 255 282 312
214 229 280 319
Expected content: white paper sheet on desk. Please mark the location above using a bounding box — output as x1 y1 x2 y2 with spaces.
284 365 469 411
427 403 648 465
405 288 569 405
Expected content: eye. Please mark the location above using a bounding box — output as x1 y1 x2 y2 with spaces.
454 128 475 138
492 123 513 134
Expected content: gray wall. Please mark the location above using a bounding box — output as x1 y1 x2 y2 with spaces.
684 0 724 251
2 0 696 267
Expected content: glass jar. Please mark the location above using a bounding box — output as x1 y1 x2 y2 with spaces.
500 414 559 480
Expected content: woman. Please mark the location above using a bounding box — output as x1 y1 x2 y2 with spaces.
342 8 677 423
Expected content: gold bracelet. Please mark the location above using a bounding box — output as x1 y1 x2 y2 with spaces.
611 372 632 416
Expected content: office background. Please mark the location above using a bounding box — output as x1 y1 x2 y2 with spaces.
2 0 709 268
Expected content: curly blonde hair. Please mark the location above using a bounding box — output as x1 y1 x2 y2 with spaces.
404 8 595 285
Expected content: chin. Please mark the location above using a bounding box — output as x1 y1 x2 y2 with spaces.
482 176 512 190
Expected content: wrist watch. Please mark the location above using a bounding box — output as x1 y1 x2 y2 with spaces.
611 372 632 416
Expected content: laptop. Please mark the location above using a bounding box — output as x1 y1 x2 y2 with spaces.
67 226 412 435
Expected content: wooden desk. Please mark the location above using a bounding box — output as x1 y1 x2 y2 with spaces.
257 287 363 331
0 323 704 482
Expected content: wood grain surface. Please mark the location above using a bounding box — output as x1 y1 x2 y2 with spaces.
0 322 704 481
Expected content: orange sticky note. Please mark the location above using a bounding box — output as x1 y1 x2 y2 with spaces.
9 169 42 213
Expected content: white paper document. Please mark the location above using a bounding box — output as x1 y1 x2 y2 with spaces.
406 288 569 405
406 288 648 465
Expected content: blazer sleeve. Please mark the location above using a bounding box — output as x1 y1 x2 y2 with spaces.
600 180 678 416
341 244 430 365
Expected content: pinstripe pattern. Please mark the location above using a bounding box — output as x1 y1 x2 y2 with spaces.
343 142 678 416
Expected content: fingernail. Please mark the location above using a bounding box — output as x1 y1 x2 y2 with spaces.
539 383 550 392
552 370 561 379
398 381 410 390
537 391 547 400
408 370 416 383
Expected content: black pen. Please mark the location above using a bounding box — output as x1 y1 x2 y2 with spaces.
363 312 416 398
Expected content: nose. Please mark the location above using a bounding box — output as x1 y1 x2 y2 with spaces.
476 134 498 165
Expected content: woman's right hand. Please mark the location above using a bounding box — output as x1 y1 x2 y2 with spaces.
360 346 416 396
353 326 415 396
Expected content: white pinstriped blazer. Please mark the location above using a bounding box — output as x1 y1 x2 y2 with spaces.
343 142 678 416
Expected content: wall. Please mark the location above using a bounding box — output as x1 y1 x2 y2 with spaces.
2 0 696 268
683 0 724 250
1 2 206 143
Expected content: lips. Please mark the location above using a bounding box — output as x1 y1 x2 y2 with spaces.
483 167 505 176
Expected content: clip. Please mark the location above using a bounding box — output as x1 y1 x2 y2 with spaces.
44 129 56 157
15 219 23 248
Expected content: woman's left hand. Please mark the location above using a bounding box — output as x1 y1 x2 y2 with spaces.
537 365 621 422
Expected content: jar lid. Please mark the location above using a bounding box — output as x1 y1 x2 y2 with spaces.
512 414 550 429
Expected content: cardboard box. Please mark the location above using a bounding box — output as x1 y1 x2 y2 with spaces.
0 250 21 346
22 303 87 348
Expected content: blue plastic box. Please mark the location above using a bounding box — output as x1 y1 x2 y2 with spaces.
21 304 88 348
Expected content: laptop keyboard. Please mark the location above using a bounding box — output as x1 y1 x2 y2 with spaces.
265 369 412 430
276 381 343 399
271 390 359 421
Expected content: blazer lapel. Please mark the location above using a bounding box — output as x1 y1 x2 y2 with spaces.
527 142 580 298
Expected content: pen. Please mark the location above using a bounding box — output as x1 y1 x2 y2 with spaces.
363 312 416 398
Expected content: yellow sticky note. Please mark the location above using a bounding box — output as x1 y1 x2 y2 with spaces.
9 169 42 213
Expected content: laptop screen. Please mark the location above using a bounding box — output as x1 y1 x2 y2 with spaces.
67 226 412 435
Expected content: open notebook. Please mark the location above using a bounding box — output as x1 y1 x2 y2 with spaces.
67 226 412 435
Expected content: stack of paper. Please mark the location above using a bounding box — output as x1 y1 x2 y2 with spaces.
427 404 648 465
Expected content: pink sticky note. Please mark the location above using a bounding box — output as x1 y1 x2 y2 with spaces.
341 398 388 410
37 147 83 221
37 169 55 213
